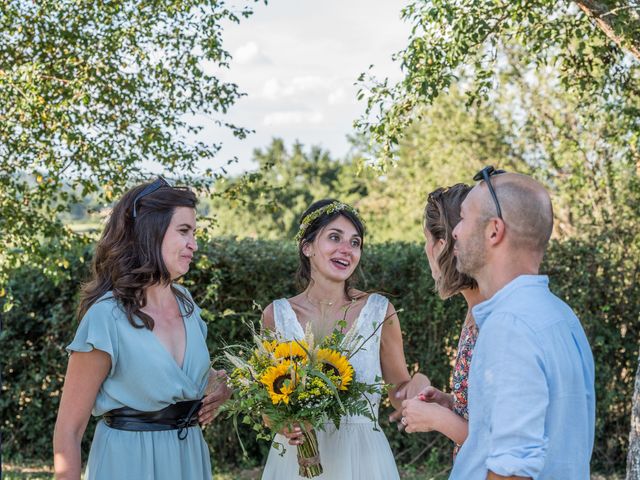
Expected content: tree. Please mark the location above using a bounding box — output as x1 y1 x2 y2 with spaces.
0 0 260 301
354 63 639 241
350 87 517 242
357 0 640 160
576 0 640 59
208 138 369 240
212 70 638 245
356 1 639 473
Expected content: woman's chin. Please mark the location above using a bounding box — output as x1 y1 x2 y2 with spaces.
169 267 189 280
327 270 353 283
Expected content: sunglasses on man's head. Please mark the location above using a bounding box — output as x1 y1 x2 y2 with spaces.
132 176 171 218
473 166 506 219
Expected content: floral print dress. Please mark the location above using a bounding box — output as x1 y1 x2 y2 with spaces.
450 321 478 458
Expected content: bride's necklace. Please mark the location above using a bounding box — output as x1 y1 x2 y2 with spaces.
305 291 355 309
305 291 341 308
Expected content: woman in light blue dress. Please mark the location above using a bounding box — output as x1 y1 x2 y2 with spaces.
53 178 229 480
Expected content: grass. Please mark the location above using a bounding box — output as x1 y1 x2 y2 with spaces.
2 463 623 479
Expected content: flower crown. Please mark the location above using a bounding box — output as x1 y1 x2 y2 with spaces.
294 201 363 244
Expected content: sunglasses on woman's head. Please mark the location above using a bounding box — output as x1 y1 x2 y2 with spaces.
132 176 171 218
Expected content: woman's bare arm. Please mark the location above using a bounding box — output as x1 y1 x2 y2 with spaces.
379 302 430 410
53 350 110 480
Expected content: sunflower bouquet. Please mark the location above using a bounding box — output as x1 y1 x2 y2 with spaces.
220 321 382 478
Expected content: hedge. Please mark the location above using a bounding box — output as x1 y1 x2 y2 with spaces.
1 236 638 474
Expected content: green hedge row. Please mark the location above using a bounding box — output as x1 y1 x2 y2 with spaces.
1 236 638 473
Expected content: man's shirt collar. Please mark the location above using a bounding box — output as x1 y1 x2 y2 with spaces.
472 274 549 329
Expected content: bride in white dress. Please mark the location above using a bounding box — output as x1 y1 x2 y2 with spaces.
261 199 430 480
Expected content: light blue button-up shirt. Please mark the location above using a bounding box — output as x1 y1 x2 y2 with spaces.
450 275 595 479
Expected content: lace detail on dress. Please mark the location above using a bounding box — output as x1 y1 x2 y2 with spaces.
272 294 389 423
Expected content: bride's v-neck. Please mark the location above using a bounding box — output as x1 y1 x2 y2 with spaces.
285 294 374 339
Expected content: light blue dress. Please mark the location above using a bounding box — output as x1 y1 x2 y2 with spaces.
67 286 212 480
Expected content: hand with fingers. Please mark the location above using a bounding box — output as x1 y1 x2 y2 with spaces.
280 424 306 446
417 385 454 409
199 369 231 427
263 415 308 446
393 373 431 402
400 397 448 434
389 375 437 426
389 385 454 431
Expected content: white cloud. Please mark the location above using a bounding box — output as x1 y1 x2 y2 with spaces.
263 110 325 126
261 75 333 100
196 0 411 172
290 76 327 92
262 78 282 100
327 88 346 105
233 41 270 65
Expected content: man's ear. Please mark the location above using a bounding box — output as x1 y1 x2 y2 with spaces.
486 218 506 246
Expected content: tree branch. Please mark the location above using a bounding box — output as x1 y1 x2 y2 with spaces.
574 0 640 61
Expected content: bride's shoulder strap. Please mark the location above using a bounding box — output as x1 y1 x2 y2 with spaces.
354 293 389 337
272 298 288 334
272 298 300 339
366 292 389 316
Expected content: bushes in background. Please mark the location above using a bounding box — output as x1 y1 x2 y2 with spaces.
1 236 637 473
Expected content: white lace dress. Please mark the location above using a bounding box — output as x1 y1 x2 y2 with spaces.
261 293 400 480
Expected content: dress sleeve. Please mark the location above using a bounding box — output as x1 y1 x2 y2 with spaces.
66 300 119 376
480 313 548 477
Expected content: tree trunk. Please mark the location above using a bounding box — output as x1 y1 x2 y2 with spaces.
574 1 640 61
628 351 640 480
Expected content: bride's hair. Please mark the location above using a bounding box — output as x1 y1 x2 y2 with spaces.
424 184 477 299
296 198 365 299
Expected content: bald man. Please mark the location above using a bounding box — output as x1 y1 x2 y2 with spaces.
449 169 595 480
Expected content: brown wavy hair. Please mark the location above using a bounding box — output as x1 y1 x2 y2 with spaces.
424 184 477 299
77 180 198 329
296 199 365 300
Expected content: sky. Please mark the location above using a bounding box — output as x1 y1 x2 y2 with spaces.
195 0 411 174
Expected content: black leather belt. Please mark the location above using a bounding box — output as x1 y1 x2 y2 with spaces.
103 399 202 440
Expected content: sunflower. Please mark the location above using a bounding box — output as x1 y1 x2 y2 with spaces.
274 340 309 362
262 340 277 353
260 360 298 405
316 348 354 390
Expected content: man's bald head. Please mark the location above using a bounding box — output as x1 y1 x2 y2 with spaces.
476 173 553 253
